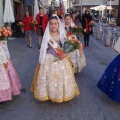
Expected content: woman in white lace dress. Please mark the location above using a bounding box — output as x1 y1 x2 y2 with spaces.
31 15 80 103
62 13 86 73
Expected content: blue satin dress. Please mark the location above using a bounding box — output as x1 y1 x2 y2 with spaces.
97 54 120 102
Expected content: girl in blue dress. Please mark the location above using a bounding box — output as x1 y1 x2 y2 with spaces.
97 54 120 102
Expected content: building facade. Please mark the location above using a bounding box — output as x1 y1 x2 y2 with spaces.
12 0 25 21
72 0 119 17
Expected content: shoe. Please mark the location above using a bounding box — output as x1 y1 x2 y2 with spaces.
29 46 32 48
86 44 89 47
38 45 41 49
27 45 29 47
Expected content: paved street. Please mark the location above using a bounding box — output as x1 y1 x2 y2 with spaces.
0 32 120 120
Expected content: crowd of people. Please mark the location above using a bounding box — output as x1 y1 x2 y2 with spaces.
21 7 94 49
0 7 120 104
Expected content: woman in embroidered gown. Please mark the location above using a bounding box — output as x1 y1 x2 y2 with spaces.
31 15 80 103
62 13 86 73
97 53 120 102
0 40 21 98
0 43 20 102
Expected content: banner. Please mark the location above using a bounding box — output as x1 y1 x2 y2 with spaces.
60 0 65 16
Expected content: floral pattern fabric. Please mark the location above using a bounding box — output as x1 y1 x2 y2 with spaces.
31 54 80 103
0 41 21 102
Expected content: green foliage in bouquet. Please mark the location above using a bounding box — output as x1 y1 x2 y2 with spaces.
63 40 80 52
71 27 83 36
72 41 80 49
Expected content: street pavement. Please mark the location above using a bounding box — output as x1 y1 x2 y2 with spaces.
0 32 120 120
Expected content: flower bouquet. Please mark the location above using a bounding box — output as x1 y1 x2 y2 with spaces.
89 20 94 32
31 20 38 31
63 35 83 55
18 22 24 33
71 26 83 36
63 36 80 52
0 26 12 41
48 39 74 67
89 20 94 26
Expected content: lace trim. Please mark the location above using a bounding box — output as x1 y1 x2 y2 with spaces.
31 64 80 103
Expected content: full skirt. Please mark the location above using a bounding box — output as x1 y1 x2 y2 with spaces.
97 55 120 102
31 54 80 103
0 59 21 102
7 59 21 95
0 64 12 102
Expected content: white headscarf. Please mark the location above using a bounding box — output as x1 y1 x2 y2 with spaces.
39 14 67 64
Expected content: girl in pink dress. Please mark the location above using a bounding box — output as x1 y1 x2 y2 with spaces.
0 40 21 102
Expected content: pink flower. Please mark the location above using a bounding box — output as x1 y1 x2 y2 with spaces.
7 26 11 31
8 30 12 36
3 32 8 37
0 28 3 32
3 30 8 33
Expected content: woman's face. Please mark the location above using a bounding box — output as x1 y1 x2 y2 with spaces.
85 11 89 14
54 10 58 15
26 11 29 17
65 16 71 26
40 8 44 15
49 19 59 32
72 13 76 18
